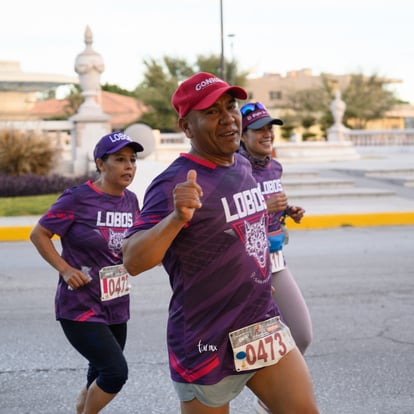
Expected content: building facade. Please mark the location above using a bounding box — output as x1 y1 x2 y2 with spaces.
245 68 414 138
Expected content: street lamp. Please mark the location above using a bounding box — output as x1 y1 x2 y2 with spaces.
227 34 235 84
219 0 225 79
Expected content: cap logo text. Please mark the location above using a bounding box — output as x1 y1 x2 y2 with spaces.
108 132 132 143
247 109 267 121
195 77 223 91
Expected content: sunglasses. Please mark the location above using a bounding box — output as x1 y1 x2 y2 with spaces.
240 102 266 116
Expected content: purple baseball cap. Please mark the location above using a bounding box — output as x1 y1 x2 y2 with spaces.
241 102 283 131
93 131 144 161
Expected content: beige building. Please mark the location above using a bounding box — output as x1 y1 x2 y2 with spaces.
245 68 343 108
245 68 414 137
0 60 148 130
29 90 148 130
0 61 77 121
3 62 414 135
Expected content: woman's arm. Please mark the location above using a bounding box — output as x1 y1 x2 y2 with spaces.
286 205 305 224
30 223 91 289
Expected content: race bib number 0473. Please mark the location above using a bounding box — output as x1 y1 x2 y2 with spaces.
99 264 130 302
229 317 295 372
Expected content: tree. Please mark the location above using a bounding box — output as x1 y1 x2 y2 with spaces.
342 74 398 129
133 58 192 131
102 83 135 97
285 74 334 140
37 88 57 100
195 54 222 81
285 72 399 137
133 54 248 131
63 84 83 118
195 54 249 87
41 84 83 121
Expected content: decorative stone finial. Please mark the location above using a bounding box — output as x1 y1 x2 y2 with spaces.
74 26 105 115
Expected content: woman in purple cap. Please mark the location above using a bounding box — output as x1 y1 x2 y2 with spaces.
30 131 143 414
123 73 319 414
239 102 313 414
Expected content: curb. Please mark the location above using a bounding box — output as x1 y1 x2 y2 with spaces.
0 226 34 241
1 211 413 242
0 225 59 242
286 211 414 230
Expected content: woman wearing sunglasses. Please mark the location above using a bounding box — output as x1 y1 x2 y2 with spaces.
240 102 313 414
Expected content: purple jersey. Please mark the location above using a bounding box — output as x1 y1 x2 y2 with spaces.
125 153 279 385
39 180 139 324
239 146 284 232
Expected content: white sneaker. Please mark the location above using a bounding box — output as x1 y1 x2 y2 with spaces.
254 398 271 414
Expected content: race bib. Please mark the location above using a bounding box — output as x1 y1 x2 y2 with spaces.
270 250 285 273
229 317 295 372
99 264 131 302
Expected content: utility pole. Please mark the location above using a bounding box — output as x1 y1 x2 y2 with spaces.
227 33 235 84
219 0 225 80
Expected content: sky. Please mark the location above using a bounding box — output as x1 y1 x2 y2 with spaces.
2 0 414 103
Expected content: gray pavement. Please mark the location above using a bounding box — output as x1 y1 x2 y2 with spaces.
1 226 414 413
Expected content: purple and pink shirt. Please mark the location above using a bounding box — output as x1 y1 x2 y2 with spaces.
238 145 284 233
125 153 280 385
39 180 139 325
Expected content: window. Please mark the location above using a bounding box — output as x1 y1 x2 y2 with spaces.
269 91 282 100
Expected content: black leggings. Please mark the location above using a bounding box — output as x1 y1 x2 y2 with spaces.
60 319 128 394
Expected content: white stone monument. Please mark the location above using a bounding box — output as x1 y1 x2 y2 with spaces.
276 86 360 162
328 88 350 142
70 26 111 175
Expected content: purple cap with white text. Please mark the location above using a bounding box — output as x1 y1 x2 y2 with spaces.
93 131 144 161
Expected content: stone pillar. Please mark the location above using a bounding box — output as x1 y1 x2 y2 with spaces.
70 26 111 175
327 88 349 142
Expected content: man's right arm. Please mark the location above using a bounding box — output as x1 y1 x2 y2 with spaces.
123 169 203 276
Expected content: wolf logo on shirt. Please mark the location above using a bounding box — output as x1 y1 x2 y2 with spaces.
232 213 269 278
244 215 268 270
108 229 127 256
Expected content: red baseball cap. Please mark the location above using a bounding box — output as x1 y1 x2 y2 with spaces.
171 72 248 117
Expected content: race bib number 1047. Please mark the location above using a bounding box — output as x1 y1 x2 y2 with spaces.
99 264 130 302
229 317 296 372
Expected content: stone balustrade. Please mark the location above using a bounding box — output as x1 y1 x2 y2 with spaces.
2 121 414 172
345 129 414 146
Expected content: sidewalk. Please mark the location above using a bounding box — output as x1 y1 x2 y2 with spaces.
280 149 414 229
1 149 414 241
